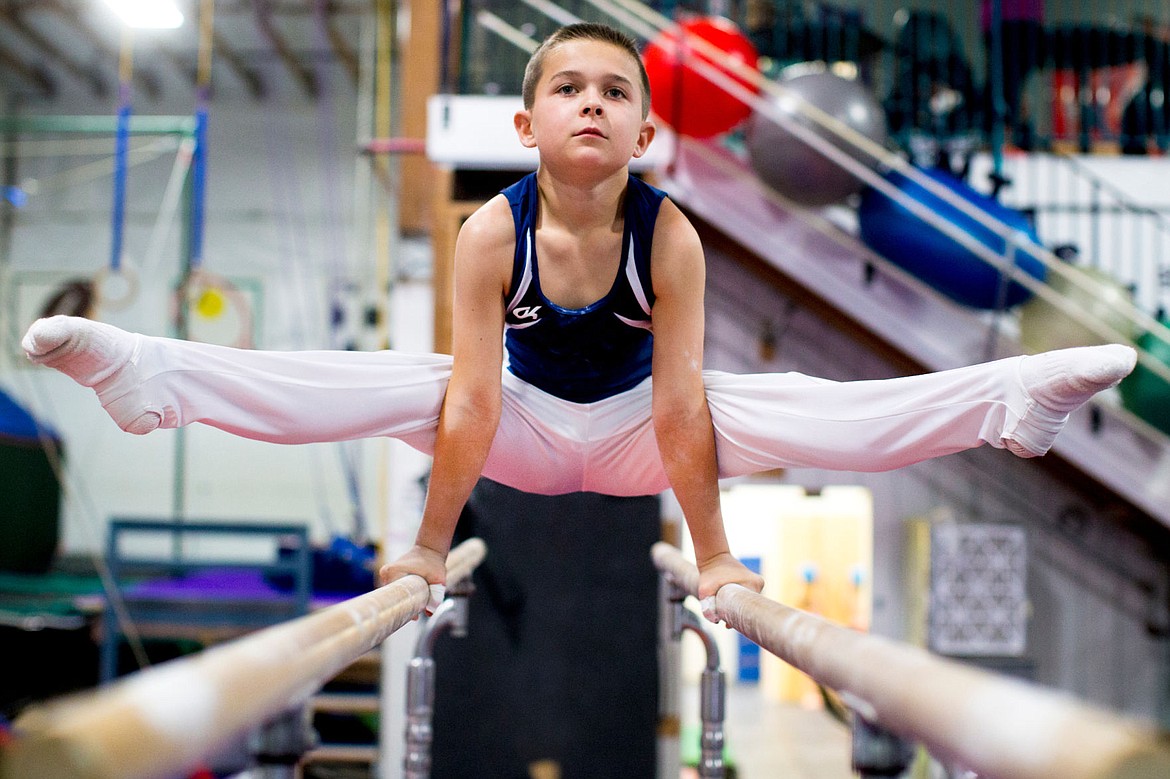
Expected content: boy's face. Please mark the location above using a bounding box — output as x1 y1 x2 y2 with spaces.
515 39 655 175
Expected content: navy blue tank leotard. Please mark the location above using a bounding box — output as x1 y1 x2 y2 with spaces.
501 173 667 403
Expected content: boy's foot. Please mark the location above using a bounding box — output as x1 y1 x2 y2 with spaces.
1005 344 1137 457
23 315 131 387
22 315 162 434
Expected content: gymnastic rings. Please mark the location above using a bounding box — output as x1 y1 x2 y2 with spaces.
92 262 140 313
176 268 254 348
38 278 96 319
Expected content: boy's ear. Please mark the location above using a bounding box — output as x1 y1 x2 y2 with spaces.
514 109 537 149
631 118 656 159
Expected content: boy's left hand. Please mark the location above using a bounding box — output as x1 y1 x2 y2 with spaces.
696 552 764 623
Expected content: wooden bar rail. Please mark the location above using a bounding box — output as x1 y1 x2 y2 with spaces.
0 538 487 779
651 541 1170 779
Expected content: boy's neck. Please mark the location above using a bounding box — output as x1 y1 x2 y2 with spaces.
535 165 629 232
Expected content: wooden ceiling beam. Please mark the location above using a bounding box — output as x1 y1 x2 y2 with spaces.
44 0 162 101
0 40 55 98
210 28 267 100
0 4 107 98
253 0 318 99
320 0 358 87
145 33 267 101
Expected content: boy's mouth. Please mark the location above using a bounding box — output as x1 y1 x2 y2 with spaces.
575 127 606 138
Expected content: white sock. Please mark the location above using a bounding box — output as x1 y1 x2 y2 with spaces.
1005 344 1137 457
22 316 163 435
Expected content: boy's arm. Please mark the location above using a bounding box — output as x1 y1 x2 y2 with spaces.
379 196 513 593
649 200 765 602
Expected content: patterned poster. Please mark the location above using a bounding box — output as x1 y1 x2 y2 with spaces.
929 523 1028 656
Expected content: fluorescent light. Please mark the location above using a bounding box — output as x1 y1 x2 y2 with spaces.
102 0 184 29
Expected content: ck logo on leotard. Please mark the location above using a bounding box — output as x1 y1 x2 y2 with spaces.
513 305 542 321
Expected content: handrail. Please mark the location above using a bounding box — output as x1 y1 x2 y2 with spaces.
0 538 488 779
1055 152 1170 237
651 542 1170 779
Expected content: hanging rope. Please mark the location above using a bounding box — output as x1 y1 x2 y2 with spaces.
187 0 214 273
109 27 133 275
179 0 255 349
95 24 140 312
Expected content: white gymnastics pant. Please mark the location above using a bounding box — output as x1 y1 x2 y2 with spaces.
101 335 1038 496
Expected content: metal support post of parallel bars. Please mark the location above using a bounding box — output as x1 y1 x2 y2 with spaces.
849 704 917 778
249 706 318 779
666 579 726 779
404 578 474 779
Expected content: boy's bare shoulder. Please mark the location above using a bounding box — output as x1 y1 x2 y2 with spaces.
650 198 704 298
458 194 515 254
652 197 701 254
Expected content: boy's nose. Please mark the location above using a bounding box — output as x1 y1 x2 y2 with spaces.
582 104 604 116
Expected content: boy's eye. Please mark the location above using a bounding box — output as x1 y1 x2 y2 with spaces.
557 84 577 95
605 87 627 99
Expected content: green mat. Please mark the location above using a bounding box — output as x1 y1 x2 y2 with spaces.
680 722 738 770
0 570 103 617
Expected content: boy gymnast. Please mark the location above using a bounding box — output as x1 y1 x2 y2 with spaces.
22 23 1135 615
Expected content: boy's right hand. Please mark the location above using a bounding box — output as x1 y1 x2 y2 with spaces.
378 544 449 614
696 552 765 624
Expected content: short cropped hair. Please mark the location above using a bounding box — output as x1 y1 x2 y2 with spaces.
521 23 651 119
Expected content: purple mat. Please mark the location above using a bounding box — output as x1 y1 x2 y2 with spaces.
127 568 282 600
126 568 347 606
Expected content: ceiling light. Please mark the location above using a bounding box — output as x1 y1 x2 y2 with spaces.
102 0 184 29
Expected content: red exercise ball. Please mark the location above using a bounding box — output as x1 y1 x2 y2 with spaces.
642 16 760 138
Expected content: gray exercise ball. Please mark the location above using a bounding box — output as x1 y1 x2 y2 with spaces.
746 63 888 207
